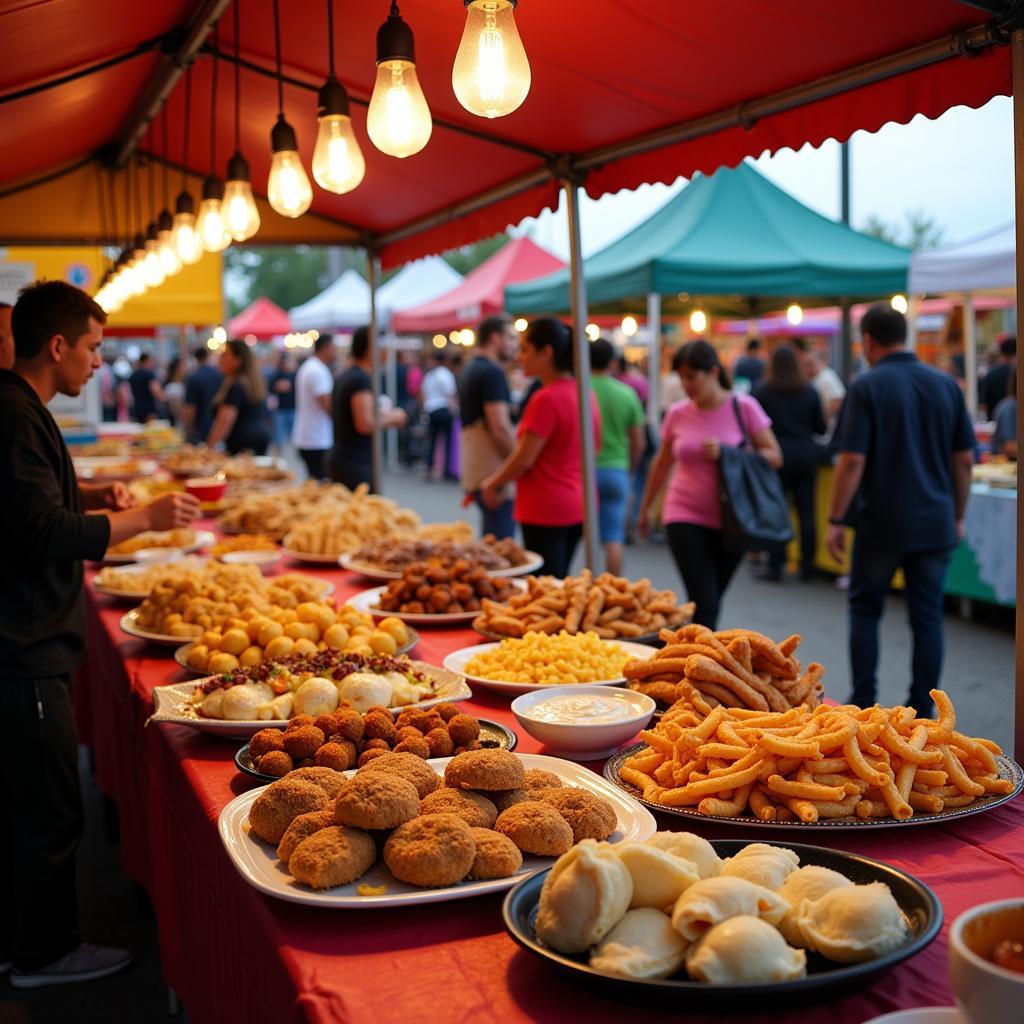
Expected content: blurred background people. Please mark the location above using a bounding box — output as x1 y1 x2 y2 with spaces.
990 370 1017 460
207 339 271 455
293 335 336 480
733 337 766 390
798 341 846 439
128 352 164 423
0 302 12 370
162 355 187 427
421 352 458 482
268 351 296 458
980 335 1016 419
182 346 223 443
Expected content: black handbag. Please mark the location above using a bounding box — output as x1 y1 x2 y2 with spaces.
718 397 794 550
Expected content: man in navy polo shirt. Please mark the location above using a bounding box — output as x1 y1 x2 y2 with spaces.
826 305 975 716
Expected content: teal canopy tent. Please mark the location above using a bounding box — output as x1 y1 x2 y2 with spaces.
505 162 910 316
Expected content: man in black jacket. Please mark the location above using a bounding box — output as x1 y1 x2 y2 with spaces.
0 280 199 988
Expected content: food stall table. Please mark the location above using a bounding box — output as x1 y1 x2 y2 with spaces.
78 536 1024 1024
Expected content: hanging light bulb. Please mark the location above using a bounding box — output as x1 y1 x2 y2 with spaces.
268 115 313 217
157 209 183 276
453 0 531 119
223 153 261 240
367 3 432 158
142 222 166 287
891 294 909 314
313 77 366 195
689 309 707 334
197 176 231 251
786 303 804 326
129 235 150 296
171 191 204 265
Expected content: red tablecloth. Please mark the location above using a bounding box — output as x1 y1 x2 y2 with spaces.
78 538 1024 1024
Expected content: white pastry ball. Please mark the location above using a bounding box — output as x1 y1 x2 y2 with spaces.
793 882 907 963
590 908 688 979
778 865 854 908
720 845 799 891
337 671 393 713
199 688 226 719
292 676 340 718
686 915 806 984
614 843 701 910
220 682 273 721
644 831 722 879
536 840 633 954
671 876 789 943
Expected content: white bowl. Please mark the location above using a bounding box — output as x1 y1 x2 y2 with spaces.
949 898 1024 1024
133 547 185 565
220 549 281 574
511 685 656 761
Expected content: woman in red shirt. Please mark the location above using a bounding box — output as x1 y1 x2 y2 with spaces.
481 319 600 576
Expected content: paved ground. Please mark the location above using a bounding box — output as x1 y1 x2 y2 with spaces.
2 464 1012 1022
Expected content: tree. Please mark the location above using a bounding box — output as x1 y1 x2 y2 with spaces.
224 246 336 315
442 232 510 275
862 210 946 250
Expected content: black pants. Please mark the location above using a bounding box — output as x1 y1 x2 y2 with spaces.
666 522 744 629
520 522 583 578
768 465 817 575
0 676 83 970
329 457 374 493
426 408 455 479
298 448 328 481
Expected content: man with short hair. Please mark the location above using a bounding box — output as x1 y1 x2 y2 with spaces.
733 337 765 388
980 335 1016 419
0 280 199 988
182 346 223 443
798 343 846 438
460 316 518 538
421 352 458 481
128 351 164 423
293 334 337 480
827 305 975 716
0 302 13 370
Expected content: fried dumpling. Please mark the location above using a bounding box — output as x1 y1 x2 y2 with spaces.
536 840 633 954
686 915 806 984
776 865 854 945
720 843 800 891
792 882 907 963
590 908 688 979
644 831 722 879
671 876 788 942
614 843 701 910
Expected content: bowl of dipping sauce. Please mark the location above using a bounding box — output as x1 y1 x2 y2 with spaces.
185 475 227 502
132 547 185 565
511 685 656 760
949 898 1024 1024
219 549 281 574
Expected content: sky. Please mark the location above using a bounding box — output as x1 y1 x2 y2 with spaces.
515 96 1014 259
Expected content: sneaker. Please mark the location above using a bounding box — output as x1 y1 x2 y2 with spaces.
10 944 131 989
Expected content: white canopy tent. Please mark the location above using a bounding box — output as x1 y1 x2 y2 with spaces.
289 257 463 333
908 223 1016 418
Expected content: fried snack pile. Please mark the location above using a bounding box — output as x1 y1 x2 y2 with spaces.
376 559 518 615
246 748 620 891
473 570 695 640
107 527 198 556
465 631 633 685
351 533 528 572
162 444 227 476
283 487 420 556
246 702 495 777
624 625 823 712
619 686 1013 823
211 534 278 557
409 520 475 543
217 481 360 538
96 556 209 594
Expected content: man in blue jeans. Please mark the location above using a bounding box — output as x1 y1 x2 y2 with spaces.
826 305 975 717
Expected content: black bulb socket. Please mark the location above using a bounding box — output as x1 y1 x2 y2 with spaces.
226 151 252 184
157 209 174 233
271 115 300 154
174 191 196 217
132 233 147 256
318 76 351 119
145 221 160 243
376 8 415 64
464 0 517 6
202 175 226 202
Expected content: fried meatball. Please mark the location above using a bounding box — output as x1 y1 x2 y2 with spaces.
256 750 294 778
334 773 420 830
315 742 356 771
468 827 523 880
489 788 532 813
452 741 483 755
383 814 475 887
358 748 389 767
396 726 425 744
276 808 335 862
537 787 617 842
420 788 497 828
362 737 391 752
447 714 481 747
249 778 329 844
434 703 461 723
286 766 347 799
282 725 325 760
332 708 366 743
363 712 397 744
357 751 441 798
444 749 524 792
295 758 315 768
522 769 564 793
249 728 286 760
424 727 454 758
494 802 573 857
393 736 431 759
288 826 377 889
286 715 316 732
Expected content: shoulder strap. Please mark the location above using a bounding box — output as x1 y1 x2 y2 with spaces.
731 395 752 448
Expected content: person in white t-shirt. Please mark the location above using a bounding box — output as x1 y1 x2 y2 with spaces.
421 352 458 480
799 345 846 439
292 335 336 480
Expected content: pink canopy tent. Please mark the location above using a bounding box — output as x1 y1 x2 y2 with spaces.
228 297 292 340
392 237 564 334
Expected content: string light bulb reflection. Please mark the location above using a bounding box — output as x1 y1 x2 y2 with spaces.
453 0 531 119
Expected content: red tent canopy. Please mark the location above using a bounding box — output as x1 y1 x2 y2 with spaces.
0 2 1013 266
228 296 291 339
392 236 564 333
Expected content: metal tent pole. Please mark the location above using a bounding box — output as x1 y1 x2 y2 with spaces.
562 178 598 571
385 337 399 470
1013 25 1024 759
368 252 383 495
962 293 978 419
906 294 923 352
646 292 662 432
